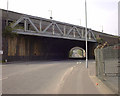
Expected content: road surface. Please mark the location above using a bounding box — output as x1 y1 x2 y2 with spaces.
1 60 114 94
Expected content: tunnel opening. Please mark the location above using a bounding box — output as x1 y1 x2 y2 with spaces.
69 47 86 59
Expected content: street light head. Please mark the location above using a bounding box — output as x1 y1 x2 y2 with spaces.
50 17 53 19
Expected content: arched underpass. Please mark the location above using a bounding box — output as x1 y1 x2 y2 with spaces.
3 35 96 61
69 47 86 59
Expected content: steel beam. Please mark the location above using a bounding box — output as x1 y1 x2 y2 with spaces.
39 20 42 32
74 27 82 37
55 23 63 35
64 25 66 36
11 16 24 28
67 27 74 35
42 23 53 33
89 30 96 40
13 30 96 42
10 15 96 41
27 17 39 32
73 28 76 37
81 29 84 38
52 24 55 35
24 19 27 32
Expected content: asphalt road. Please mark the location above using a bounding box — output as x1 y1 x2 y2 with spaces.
1 60 114 94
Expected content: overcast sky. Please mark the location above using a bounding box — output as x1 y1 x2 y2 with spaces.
0 0 119 35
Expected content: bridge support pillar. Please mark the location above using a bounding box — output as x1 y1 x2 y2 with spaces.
88 42 97 59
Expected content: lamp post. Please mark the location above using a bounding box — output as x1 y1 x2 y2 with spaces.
48 10 53 19
102 25 103 32
7 0 8 11
6 0 9 26
85 0 88 68
80 19 81 25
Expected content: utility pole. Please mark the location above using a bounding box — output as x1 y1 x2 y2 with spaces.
85 0 88 68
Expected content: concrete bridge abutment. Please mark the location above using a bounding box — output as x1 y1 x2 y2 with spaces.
2 35 96 62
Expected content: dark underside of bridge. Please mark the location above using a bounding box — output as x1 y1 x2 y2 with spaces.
2 34 96 62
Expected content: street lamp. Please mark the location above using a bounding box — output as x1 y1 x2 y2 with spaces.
80 19 81 25
85 0 88 68
7 0 9 11
48 10 53 19
6 0 9 26
102 25 103 32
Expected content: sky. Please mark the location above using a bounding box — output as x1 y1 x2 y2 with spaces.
0 0 119 35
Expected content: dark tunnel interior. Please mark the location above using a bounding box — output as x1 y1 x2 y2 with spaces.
3 35 96 61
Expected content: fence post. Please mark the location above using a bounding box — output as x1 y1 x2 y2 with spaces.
94 48 98 76
100 48 105 81
94 48 100 76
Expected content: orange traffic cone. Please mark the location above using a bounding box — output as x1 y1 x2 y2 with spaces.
96 83 98 85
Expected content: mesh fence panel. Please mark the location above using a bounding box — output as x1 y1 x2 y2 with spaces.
95 44 120 94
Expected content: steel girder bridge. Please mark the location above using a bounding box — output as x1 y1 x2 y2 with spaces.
11 15 96 42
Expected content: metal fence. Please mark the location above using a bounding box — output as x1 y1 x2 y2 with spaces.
94 44 120 94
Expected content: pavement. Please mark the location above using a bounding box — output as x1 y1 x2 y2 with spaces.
1 60 116 94
58 62 100 94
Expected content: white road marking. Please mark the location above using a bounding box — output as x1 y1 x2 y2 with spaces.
0 77 8 80
74 66 76 68
0 92 2 96
58 67 74 87
77 62 81 64
2 65 7 67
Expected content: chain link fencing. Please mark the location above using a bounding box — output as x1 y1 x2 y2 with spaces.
94 44 120 94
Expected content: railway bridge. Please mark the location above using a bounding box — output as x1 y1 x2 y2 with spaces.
0 9 98 61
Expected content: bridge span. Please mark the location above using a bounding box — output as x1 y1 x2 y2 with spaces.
1 9 98 61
